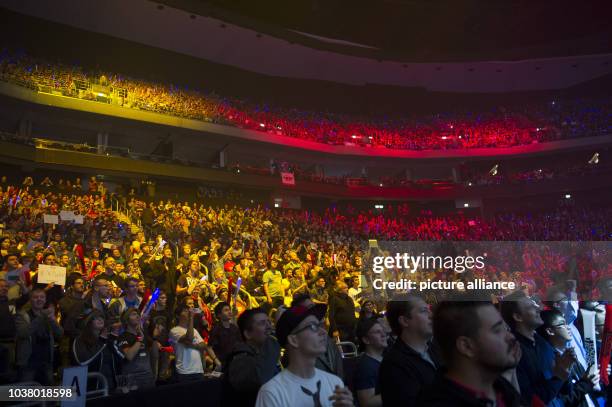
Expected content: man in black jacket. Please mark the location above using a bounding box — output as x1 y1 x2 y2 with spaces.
221 308 280 407
141 205 155 237
15 289 63 384
83 276 112 318
0 279 17 382
100 256 124 289
137 242 155 289
58 277 86 366
378 294 438 406
419 299 522 407
537 309 600 407
151 246 179 318
329 281 356 342
500 291 573 406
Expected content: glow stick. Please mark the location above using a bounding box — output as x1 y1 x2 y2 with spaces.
141 288 161 318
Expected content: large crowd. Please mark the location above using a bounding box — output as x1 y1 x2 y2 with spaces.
0 173 611 406
1 50 611 152
463 158 610 187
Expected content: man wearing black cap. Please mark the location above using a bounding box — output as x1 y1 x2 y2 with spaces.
291 294 344 379
255 304 354 407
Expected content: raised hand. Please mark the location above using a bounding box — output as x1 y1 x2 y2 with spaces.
329 385 354 407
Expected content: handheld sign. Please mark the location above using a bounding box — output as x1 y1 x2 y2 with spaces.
60 211 75 221
38 265 67 286
44 214 59 224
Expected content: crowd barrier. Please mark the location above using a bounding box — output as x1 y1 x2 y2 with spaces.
88 377 221 407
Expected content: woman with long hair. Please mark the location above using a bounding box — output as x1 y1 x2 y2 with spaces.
72 309 121 390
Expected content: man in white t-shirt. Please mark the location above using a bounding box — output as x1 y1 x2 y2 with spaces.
169 304 221 381
255 304 354 407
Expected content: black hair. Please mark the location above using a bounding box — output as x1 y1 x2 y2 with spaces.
385 293 424 336
291 293 312 307
93 275 108 284
356 318 381 352
124 276 140 289
174 304 190 319
80 309 106 348
42 252 56 261
30 287 46 298
536 309 564 340
499 290 528 330
236 308 267 341
433 299 493 364
120 307 139 326
6 250 20 259
214 301 230 317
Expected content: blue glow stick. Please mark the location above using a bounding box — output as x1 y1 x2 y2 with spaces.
142 288 161 317
235 277 242 297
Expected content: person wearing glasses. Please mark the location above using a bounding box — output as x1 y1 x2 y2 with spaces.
108 277 142 319
545 285 589 377
255 304 354 407
537 309 600 407
500 291 574 406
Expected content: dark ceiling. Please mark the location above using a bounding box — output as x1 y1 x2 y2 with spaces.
159 0 612 61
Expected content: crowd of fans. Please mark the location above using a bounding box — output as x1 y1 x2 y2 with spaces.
0 173 611 406
1 50 611 152
463 160 610 186
13 128 611 193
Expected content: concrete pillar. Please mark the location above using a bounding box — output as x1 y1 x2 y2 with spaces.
18 119 32 139
405 168 413 181
452 167 460 183
97 132 109 154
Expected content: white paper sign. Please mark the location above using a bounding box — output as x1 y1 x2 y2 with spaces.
43 214 59 224
73 215 84 224
61 365 87 407
60 210 75 221
37 264 67 286
101 242 114 249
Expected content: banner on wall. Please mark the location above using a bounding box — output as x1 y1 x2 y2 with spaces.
281 172 295 186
